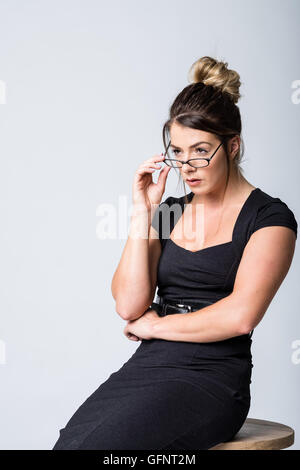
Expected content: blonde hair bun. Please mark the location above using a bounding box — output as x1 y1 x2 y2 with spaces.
188 56 241 104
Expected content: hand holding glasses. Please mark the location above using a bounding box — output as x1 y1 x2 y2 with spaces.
131 139 223 212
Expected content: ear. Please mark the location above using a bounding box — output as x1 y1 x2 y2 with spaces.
228 135 240 161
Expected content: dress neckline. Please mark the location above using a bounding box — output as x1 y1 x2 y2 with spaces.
168 187 260 254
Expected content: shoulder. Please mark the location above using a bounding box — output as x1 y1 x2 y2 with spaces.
252 188 298 239
158 195 178 207
152 195 180 217
152 193 188 214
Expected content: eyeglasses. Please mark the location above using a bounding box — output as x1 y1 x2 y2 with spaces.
163 140 224 168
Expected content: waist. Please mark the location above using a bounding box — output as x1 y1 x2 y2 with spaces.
149 295 254 340
151 296 214 314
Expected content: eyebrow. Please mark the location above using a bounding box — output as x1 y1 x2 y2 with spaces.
170 141 212 149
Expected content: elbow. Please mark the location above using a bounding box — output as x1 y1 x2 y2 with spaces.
115 302 132 321
115 301 149 321
114 288 155 321
237 322 254 336
230 295 256 336
236 314 255 336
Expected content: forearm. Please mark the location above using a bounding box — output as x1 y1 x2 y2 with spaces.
112 205 155 320
151 293 252 342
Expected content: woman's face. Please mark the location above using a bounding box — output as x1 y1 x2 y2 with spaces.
168 122 239 195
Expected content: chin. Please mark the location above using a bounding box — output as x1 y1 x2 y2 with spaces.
186 182 205 188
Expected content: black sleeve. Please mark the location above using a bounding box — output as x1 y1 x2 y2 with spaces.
252 201 298 239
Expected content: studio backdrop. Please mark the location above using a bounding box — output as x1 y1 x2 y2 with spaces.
0 0 299 450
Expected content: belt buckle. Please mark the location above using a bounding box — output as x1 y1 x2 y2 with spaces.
164 302 192 314
176 303 192 312
162 303 176 315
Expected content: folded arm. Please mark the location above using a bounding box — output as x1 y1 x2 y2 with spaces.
151 226 296 343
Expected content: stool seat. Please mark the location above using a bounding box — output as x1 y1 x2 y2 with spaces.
209 418 294 450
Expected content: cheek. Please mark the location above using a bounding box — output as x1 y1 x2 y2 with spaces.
213 156 228 175
207 159 225 179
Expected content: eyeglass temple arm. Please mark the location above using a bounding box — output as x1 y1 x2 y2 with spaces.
164 140 171 156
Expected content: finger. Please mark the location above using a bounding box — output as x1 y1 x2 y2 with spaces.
136 155 166 175
144 154 166 164
140 162 162 171
136 168 156 175
157 165 171 185
140 159 164 169
127 333 139 341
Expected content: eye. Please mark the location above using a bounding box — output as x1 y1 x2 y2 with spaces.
171 148 208 156
195 147 208 154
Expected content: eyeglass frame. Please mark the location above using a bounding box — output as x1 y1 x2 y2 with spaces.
163 139 224 168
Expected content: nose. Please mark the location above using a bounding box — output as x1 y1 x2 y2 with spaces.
181 164 198 175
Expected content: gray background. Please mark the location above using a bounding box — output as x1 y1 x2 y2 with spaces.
0 0 299 450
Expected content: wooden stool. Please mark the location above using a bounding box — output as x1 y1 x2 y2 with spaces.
209 418 295 450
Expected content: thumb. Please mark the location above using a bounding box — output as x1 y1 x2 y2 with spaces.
157 166 171 188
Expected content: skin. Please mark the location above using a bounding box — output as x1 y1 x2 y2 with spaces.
169 121 254 208
163 123 256 251
123 123 296 342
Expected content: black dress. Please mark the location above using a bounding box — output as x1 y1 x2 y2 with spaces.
52 188 297 450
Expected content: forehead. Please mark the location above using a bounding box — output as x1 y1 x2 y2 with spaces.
169 123 214 144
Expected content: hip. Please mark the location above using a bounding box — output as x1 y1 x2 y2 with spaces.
124 337 253 401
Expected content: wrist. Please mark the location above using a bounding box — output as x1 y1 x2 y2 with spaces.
151 315 165 339
129 213 150 240
130 204 151 221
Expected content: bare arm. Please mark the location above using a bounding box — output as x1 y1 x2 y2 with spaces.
112 207 161 321
151 226 296 342
111 152 171 321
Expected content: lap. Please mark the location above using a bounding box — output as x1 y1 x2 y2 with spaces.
52 374 250 450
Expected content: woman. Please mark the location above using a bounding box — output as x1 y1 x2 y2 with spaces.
52 56 297 450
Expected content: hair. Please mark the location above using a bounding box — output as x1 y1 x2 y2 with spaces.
162 56 245 204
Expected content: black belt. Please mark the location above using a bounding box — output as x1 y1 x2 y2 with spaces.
150 297 214 316
149 296 254 339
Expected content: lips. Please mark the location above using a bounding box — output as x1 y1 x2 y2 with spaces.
187 178 201 182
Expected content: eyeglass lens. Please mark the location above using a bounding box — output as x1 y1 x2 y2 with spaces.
165 148 212 168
